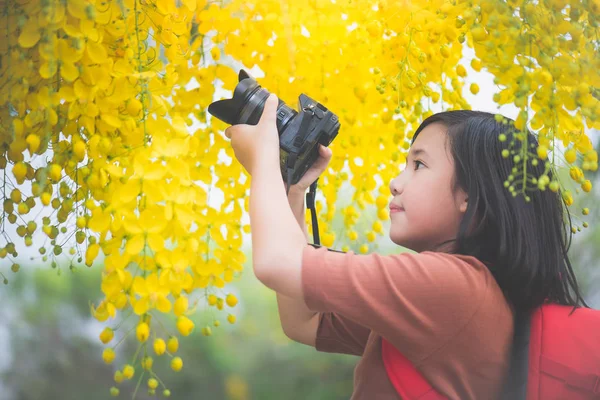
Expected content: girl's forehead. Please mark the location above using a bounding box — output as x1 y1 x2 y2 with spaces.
411 124 448 152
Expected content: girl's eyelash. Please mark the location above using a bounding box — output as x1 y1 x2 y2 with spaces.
413 160 425 169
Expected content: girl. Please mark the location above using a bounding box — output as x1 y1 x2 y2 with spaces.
224 94 590 399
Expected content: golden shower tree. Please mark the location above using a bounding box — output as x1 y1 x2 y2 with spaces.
1 0 599 396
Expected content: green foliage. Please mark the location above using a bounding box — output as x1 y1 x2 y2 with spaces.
0 261 358 400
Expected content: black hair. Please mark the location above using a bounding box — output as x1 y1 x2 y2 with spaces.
412 110 589 314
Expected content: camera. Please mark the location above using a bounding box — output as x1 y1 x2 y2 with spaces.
208 69 341 187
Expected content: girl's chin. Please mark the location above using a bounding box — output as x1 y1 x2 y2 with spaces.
389 232 409 247
389 230 421 252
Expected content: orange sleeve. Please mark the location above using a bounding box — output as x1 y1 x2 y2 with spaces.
301 245 490 365
314 312 371 356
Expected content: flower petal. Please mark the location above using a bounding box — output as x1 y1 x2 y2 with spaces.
133 297 150 315
126 233 145 255
156 296 172 313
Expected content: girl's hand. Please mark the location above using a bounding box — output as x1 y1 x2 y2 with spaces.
224 93 280 176
286 144 333 194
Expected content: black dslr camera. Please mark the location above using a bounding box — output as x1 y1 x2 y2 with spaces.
208 69 341 188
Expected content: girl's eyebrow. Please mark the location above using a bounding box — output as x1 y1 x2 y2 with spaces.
409 148 428 158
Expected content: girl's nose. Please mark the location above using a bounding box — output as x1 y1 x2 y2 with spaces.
389 175 403 196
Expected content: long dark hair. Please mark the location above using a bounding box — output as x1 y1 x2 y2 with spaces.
412 110 589 314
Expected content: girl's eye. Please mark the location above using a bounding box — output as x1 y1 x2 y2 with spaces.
413 160 425 170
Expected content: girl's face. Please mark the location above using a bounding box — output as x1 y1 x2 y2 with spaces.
388 123 468 253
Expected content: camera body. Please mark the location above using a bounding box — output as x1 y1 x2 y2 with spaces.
208 69 341 185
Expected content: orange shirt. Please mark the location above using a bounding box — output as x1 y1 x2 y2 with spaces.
301 245 515 400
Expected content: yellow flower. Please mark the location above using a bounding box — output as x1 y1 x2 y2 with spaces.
102 348 115 364
372 220 383 233
562 191 574 206
174 296 188 316
114 371 124 384
18 24 41 48
131 274 172 315
366 20 382 37
26 134 41 153
171 357 183 371
10 189 21 203
226 294 238 307
123 364 135 379
207 294 218 306
471 25 487 41
136 322 150 342
167 336 179 353
12 162 28 184
41 193 52 206
366 231 377 242
76 216 87 229
142 356 153 370
565 148 577 164
321 232 335 247
201 326 212 336
210 46 220 61
581 180 592 193
569 167 584 182
154 338 166 355
440 45 450 58
176 316 194 336
85 244 100 267
148 378 159 390
48 164 62 182
99 327 114 344
73 140 86 161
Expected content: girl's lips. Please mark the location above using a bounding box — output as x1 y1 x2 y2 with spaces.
389 205 404 213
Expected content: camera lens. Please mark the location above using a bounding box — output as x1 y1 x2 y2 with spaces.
239 88 296 134
209 70 297 134
238 87 267 125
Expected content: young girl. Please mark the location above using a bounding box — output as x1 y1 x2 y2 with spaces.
224 94 590 399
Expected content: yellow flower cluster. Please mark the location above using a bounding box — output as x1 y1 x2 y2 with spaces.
467 0 598 211
1 0 598 394
0 0 244 394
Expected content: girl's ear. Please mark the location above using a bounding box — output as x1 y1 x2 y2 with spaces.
459 196 468 213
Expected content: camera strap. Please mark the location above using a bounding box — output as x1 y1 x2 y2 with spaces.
306 180 320 245
285 152 321 246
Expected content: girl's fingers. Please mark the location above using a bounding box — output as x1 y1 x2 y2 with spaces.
319 144 332 158
312 154 332 172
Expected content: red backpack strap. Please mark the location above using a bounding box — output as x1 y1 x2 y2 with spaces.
540 355 600 394
381 337 449 400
